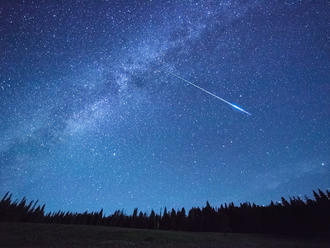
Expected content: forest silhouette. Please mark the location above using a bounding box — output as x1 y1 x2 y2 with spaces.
1 189 329 235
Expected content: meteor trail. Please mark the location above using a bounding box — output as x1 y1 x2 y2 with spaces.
166 71 251 116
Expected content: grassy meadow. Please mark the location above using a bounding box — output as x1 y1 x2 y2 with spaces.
1 222 329 248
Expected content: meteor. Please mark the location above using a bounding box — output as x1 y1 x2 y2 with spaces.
167 71 251 116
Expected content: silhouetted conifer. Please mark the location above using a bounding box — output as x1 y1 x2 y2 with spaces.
1 189 329 234
281 197 290 207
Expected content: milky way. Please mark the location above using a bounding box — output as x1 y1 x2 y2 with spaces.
0 1 329 213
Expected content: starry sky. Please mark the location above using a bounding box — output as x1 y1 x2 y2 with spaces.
1 0 329 214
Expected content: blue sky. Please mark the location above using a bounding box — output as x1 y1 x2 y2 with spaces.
0 0 329 214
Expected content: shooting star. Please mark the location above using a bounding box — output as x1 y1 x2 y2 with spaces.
167 71 251 116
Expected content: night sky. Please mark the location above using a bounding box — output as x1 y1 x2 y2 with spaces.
1 0 329 214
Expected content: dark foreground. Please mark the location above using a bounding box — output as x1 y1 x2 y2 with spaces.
1 222 329 248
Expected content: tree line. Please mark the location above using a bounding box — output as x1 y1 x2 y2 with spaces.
1 189 329 234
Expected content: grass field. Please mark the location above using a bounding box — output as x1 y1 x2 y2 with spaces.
0 222 329 248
